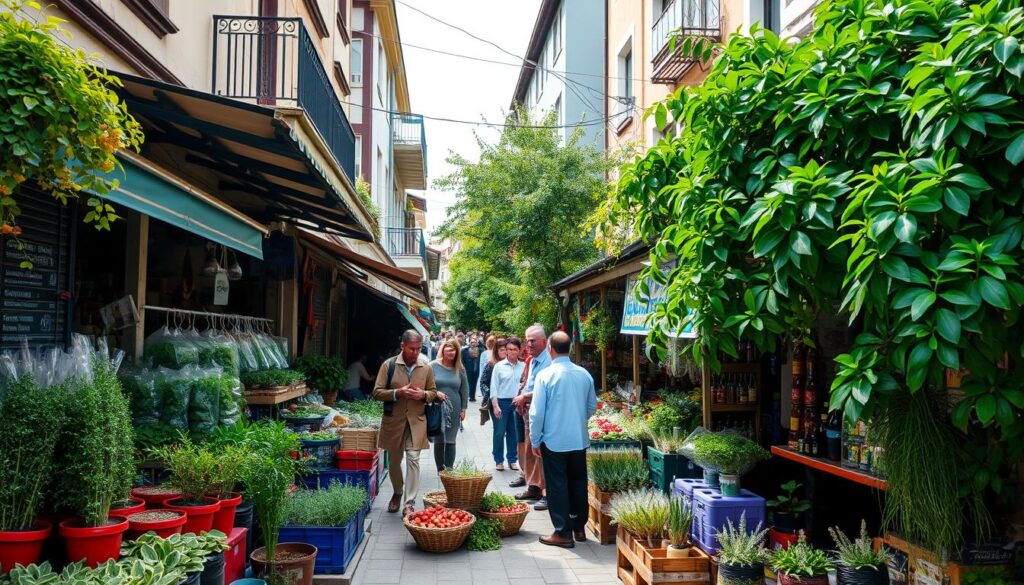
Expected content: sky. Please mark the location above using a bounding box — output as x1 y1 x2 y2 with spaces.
394 0 543 241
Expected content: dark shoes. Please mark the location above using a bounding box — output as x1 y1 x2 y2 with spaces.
574 530 587 542
515 486 541 500
533 496 549 511
469 397 477 402
539 534 575 548
509 476 527 488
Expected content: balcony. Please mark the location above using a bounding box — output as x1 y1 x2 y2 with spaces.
212 16 356 184
392 114 427 189
383 227 428 279
651 0 721 84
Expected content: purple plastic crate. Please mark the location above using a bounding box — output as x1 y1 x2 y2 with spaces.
674 479 717 543
692 488 766 555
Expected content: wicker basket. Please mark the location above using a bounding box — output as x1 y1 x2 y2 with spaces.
422 491 447 509
439 472 492 512
403 513 476 553
479 506 529 537
339 428 378 452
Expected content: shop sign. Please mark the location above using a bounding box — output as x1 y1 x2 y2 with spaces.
621 269 696 338
213 270 230 305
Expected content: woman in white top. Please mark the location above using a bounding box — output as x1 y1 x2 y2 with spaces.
344 355 374 401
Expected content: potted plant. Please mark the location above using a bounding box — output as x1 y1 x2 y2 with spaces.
278 482 369 574
152 439 223 535
767 480 811 536
690 433 769 496
281 404 332 432
295 430 341 470
665 495 695 558
131 485 184 509
125 509 188 540
243 424 316 584
586 448 648 544
294 355 348 406
207 444 250 535
55 363 135 567
771 535 833 585
608 489 670 545
0 376 64 571
438 459 493 512
716 513 770 585
829 521 891 585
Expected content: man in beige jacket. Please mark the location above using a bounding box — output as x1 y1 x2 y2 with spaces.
373 330 445 516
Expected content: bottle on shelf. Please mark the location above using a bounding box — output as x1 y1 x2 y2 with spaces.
826 409 842 461
787 342 805 451
747 374 758 404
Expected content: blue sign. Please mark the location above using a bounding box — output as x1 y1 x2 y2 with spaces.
620 271 696 338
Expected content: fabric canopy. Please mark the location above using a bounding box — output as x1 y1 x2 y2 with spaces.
102 154 266 258
397 303 429 337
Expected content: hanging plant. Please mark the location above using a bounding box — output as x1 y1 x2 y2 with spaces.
581 304 617 353
0 0 144 259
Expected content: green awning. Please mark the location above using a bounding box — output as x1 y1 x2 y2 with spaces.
102 155 266 258
397 302 429 337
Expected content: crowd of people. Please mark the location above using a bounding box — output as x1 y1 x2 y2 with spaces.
371 325 597 548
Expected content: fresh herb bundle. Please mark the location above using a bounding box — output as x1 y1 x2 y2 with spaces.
466 518 502 551
587 448 649 493
480 492 517 512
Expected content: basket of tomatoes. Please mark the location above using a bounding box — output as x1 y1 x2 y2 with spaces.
477 492 529 537
403 506 476 553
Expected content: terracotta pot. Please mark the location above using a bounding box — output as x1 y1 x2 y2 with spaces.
207 492 243 536
131 486 182 509
162 498 221 535
126 510 188 540
59 516 129 567
0 520 52 572
250 543 318 585
110 499 146 517
321 390 339 406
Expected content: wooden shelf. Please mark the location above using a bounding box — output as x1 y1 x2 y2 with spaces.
710 403 759 413
771 446 888 491
245 384 308 405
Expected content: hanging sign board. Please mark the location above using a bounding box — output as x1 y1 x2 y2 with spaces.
621 269 696 338
213 270 230 305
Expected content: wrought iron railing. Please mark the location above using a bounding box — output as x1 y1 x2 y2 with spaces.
651 0 720 82
384 227 427 266
212 16 356 183
392 113 427 174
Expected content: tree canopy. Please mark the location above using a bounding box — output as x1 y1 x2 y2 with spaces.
610 0 1024 553
437 108 611 333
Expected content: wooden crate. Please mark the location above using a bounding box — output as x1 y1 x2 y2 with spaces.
244 383 308 405
587 483 616 544
879 534 1010 585
340 427 378 452
617 527 711 585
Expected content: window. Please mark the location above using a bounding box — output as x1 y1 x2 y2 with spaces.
350 91 362 124
351 39 363 85
354 135 362 179
615 39 634 132
554 94 562 127
120 0 177 37
551 7 562 64
377 41 386 105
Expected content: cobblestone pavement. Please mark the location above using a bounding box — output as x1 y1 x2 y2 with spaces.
353 408 620 585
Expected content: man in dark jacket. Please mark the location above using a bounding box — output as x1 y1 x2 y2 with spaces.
462 333 482 401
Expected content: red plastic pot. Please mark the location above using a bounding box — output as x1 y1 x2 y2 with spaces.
769 527 801 550
207 492 242 536
0 520 52 573
59 516 128 568
162 497 221 535
109 499 146 517
131 486 182 509
125 510 188 540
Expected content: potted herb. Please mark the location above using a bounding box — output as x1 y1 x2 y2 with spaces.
278 482 369 574
125 509 188 541
0 376 64 571
829 521 891 585
294 355 348 406
587 448 649 494
608 489 670 545
771 535 833 585
151 439 223 535
767 481 811 535
717 513 770 585
55 363 135 567
208 444 250 535
281 404 332 432
666 495 695 558
690 433 769 496
296 430 341 469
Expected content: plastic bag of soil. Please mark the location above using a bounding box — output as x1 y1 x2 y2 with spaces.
189 366 224 436
144 326 201 369
219 374 244 427
155 366 191 430
120 368 162 426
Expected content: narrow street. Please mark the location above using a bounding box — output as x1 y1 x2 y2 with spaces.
355 417 619 585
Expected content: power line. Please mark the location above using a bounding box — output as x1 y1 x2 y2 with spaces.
339 97 627 130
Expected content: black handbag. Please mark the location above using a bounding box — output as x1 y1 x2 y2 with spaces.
384 357 444 437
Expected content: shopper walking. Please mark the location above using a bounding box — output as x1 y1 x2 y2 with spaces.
513 324 552 508
373 330 446 517
491 336 525 471
462 333 482 402
478 337 506 424
530 331 597 547
430 339 469 472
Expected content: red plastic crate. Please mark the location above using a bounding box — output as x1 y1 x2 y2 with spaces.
337 450 379 472
224 527 247 583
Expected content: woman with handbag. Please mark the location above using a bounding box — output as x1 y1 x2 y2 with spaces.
479 337 507 425
430 339 469 471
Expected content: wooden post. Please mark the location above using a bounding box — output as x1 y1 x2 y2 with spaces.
123 213 148 361
600 287 607 393
701 357 712 429
632 335 641 403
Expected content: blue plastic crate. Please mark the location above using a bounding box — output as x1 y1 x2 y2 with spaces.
673 478 717 543
692 488 766 555
278 506 367 574
301 469 376 506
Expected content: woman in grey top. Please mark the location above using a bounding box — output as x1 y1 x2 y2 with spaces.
430 338 469 471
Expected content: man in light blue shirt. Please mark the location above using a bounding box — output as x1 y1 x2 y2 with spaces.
490 337 525 471
529 331 597 548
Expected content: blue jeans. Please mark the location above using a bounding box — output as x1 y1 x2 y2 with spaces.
492 398 518 465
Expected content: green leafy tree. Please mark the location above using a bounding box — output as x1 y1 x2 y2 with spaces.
436 108 610 332
609 0 1024 554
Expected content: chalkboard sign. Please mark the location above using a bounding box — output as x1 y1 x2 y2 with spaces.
0 186 74 349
